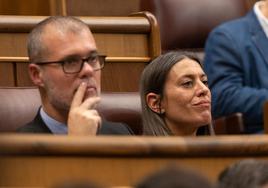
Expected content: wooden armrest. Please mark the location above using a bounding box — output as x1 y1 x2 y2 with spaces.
213 113 244 135
264 101 268 134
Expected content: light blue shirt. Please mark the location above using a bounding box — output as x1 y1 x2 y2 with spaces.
254 1 268 38
40 107 68 134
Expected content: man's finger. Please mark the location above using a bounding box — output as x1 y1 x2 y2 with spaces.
81 96 101 110
70 82 87 108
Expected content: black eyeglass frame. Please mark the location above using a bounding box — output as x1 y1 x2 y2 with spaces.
33 55 106 74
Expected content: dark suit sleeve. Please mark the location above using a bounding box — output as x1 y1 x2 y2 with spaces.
98 120 134 135
204 25 268 132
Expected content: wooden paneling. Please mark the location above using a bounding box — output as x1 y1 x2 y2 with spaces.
0 13 161 91
1 135 268 187
0 62 14 86
16 63 33 86
94 34 148 57
50 0 141 16
0 0 142 16
102 62 146 92
0 33 27 56
0 0 50 15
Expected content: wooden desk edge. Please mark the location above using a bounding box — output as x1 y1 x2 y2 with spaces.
0 134 268 157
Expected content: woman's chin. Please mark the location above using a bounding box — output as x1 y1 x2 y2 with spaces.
198 113 212 126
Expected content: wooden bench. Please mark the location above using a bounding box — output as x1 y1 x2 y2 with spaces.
0 12 161 92
1 134 268 187
264 101 268 134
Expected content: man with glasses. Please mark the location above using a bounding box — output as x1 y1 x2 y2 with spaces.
17 16 133 135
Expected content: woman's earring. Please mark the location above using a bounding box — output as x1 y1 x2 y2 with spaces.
159 109 165 114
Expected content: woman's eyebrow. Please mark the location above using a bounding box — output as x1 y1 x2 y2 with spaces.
200 73 208 78
179 73 207 79
178 74 195 79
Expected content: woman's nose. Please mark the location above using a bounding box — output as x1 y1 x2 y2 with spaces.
196 81 209 97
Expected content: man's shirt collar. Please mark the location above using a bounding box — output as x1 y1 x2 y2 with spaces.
254 1 268 38
40 107 68 134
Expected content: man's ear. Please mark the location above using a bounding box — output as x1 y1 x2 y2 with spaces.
28 64 44 87
146 92 164 114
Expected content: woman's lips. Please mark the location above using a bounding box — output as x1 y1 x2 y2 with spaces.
192 100 211 108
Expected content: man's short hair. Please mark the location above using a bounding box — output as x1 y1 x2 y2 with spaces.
27 16 90 63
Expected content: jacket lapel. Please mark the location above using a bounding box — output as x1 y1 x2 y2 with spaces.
249 11 268 65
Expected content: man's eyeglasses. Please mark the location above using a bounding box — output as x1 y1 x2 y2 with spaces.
34 54 106 74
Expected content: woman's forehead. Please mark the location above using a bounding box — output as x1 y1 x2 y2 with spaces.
169 59 205 77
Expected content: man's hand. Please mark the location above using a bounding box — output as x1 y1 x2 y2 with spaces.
68 82 101 136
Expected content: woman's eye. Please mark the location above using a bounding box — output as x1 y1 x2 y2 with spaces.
182 81 193 88
202 80 208 86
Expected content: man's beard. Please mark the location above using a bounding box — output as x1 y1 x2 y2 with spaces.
44 81 71 112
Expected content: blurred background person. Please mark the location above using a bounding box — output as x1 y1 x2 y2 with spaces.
204 0 268 133
135 164 214 188
217 159 268 188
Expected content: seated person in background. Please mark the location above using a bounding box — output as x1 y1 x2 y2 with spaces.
204 0 268 133
140 51 214 136
217 159 268 188
17 16 133 135
135 164 214 188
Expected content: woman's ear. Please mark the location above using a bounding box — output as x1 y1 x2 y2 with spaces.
28 64 44 87
146 92 164 114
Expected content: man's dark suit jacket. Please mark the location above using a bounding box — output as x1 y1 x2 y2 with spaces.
17 111 133 135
